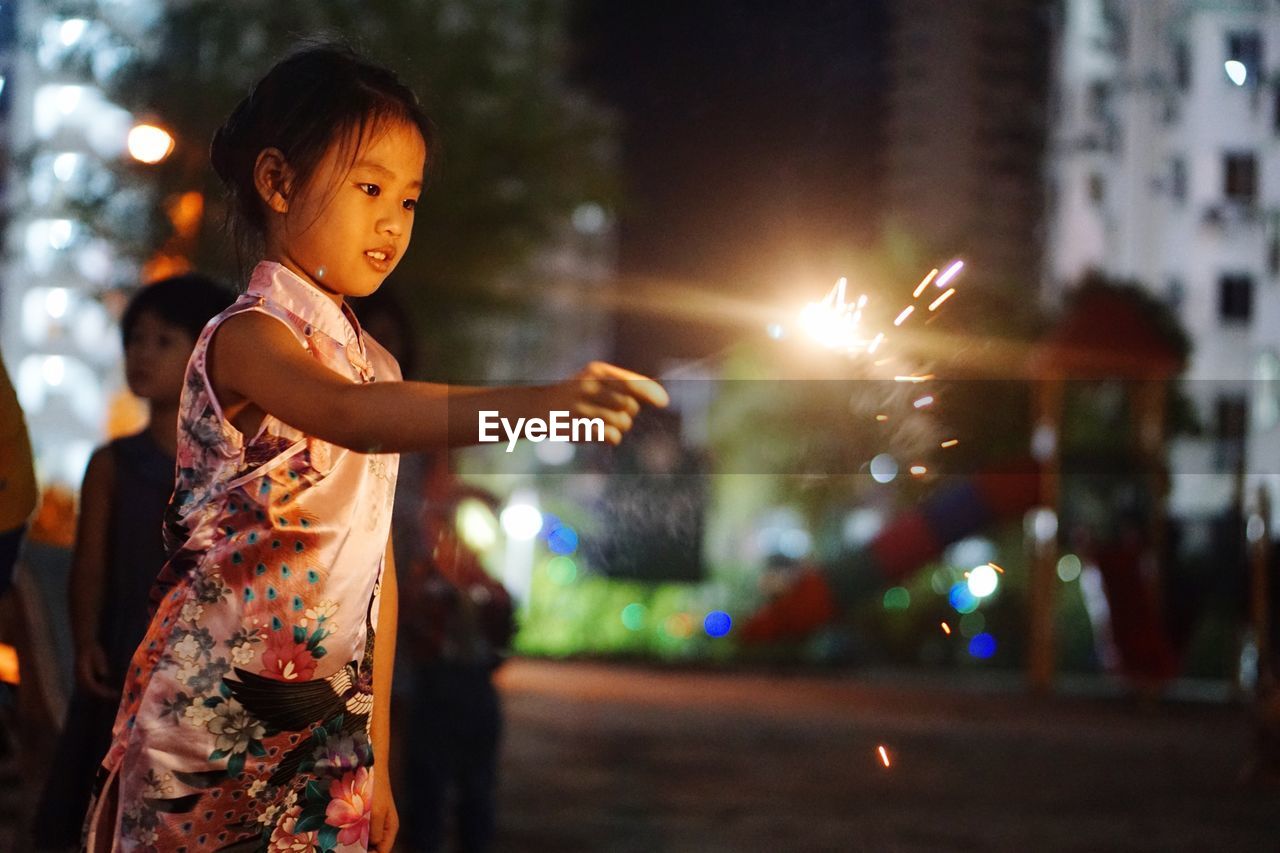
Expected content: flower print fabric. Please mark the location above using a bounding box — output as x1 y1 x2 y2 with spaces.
85 261 400 853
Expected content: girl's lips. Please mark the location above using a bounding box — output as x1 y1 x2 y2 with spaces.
363 253 391 273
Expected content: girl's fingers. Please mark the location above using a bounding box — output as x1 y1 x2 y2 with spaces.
576 403 634 435
580 363 670 409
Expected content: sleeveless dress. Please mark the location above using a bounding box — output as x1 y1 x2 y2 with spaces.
85 261 401 853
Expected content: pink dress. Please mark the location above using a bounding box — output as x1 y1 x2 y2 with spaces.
86 261 400 852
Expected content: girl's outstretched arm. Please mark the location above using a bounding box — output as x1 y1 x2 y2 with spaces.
209 311 667 453
369 535 398 853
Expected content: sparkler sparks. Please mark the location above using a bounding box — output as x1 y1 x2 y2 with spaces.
987 562 1005 574
910 465 927 476
941 439 959 448
893 306 915 326
928 288 956 311
798 277 881 356
936 260 964 288
878 745 892 768
913 395 934 409
941 621 952 635
913 269 938 298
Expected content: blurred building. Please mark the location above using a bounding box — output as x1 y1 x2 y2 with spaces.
0 1 163 487
884 0 1052 326
1045 0 1280 526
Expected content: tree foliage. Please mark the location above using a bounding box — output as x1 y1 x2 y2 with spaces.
109 0 617 376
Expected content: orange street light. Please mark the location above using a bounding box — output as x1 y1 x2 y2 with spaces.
128 123 175 164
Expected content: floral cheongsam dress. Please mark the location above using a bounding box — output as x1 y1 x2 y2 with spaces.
85 261 400 853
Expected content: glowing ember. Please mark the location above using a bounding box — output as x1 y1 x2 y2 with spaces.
913 269 939 298
941 439 959 448
941 622 952 635
936 260 965 287
878 745 891 767
987 562 1005 574
876 414 889 422
894 374 934 383
928 288 956 311
893 306 915 326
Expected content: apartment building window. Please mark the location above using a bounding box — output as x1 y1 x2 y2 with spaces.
1088 172 1106 205
1224 152 1258 204
1270 213 1280 278
1218 273 1253 323
1165 278 1185 313
1174 41 1191 90
1227 31 1263 86
1170 157 1187 203
1215 395 1248 472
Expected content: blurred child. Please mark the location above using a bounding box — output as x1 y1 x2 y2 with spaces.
32 274 233 850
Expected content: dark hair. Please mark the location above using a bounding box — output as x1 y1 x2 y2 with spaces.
121 273 237 345
210 43 436 250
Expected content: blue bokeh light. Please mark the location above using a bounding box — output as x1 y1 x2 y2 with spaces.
704 611 732 638
948 582 979 614
546 524 579 555
968 632 997 659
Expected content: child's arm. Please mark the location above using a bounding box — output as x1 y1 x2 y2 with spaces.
369 535 399 853
209 312 667 454
68 446 118 699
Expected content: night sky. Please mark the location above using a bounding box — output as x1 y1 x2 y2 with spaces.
570 0 889 370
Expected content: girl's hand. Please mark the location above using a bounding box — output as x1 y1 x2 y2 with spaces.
551 362 669 445
75 642 117 700
370 770 398 853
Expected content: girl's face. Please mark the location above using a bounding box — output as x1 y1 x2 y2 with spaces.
268 119 427 301
125 311 196 405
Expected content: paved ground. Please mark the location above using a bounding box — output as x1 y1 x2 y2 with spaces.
491 660 1277 853
2 660 1276 852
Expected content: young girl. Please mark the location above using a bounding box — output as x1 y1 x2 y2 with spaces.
84 45 665 853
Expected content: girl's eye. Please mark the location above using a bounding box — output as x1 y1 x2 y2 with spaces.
403 198 418 212
358 183 381 197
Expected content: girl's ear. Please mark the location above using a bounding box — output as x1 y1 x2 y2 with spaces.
252 148 294 214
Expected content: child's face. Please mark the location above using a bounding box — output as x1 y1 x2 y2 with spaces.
124 311 195 405
277 119 426 300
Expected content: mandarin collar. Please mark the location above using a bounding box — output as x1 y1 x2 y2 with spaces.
245 262 372 379
246 261 356 341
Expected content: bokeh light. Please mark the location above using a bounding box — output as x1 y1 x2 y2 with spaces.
882 586 910 611
500 502 543 540
966 564 999 598
948 582 979 614
704 611 732 637
664 612 695 640
959 611 985 638
621 602 647 631
1056 553 1082 583
546 523 579 555
546 556 577 586
870 453 898 484
456 498 497 552
968 632 997 659
127 123 175 164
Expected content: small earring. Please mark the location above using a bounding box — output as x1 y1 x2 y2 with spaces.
316 266 326 279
